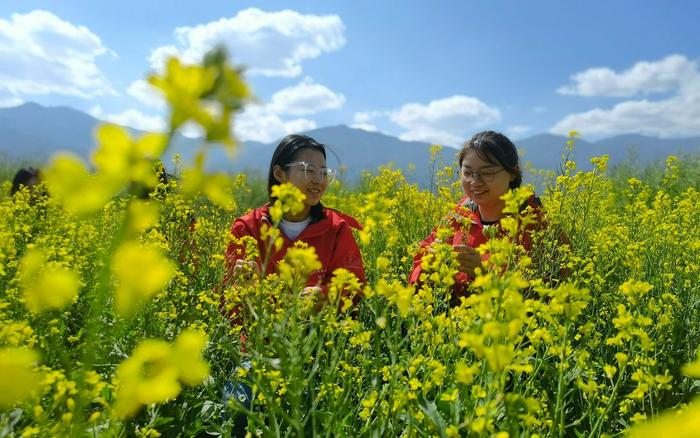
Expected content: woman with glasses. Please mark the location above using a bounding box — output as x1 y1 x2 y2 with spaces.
224 133 366 306
409 130 543 299
220 135 366 430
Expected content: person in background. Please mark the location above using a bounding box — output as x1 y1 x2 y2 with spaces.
409 131 545 300
11 167 42 196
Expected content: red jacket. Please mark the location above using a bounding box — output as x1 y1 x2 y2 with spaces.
409 194 543 298
224 204 366 293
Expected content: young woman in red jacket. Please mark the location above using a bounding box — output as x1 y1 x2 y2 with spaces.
224 133 366 307
409 130 544 299
221 135 366 425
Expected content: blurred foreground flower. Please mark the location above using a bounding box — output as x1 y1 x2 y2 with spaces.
19 248 79 313
43 125 168 217
149 47 250 146
0 348 42 408
630 347 700 437
682 347 700 378
629 402 700 437
111 241 176 316
43 154 118 217
114 330 209 417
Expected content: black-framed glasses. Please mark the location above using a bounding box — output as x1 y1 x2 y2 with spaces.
460 167 506 182
285 161 337 183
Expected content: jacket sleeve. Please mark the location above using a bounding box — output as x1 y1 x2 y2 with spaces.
222 219 250 288
320 220 366 299
219 219 253 326
409 227 471 299
319 223 367 305
408 228 438 285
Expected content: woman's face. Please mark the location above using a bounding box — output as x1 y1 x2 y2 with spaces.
460 148 514 210
274 148 329 208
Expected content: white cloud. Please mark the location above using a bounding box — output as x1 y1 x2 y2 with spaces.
88 105 104 118
350 123 379 132
234 104 316 143
122 74 341 142
506 125 532 139
353 111 385 124
148 8 345 77
127 79 164 109
557 54 696 97
107 109 165 132
389 95 501 147
400 127 466 147
551 92 700 137
0 10 114 98
180 122 205 139
349 111 383 132
552 55 700 137
0 96 23 108
268 77 345 115
90 105 166 133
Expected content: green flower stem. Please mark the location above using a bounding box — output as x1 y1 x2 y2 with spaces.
586 361 629 438
71 213 128 437
553 322 571 438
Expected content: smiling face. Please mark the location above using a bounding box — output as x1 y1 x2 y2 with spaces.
460 148 515 220
273 148 328 217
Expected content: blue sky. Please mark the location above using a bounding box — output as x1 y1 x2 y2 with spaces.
1 1 699 146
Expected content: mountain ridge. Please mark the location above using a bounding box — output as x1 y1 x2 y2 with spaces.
2 102 699 186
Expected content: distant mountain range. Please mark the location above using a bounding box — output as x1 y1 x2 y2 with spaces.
1 102 699 186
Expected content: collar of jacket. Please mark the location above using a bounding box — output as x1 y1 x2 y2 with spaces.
260 202 326 224
456 194 542 224
256 203 335 240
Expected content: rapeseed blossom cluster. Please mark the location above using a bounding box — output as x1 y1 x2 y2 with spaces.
114 330 209 417
1 51 698 436
0 348 41 408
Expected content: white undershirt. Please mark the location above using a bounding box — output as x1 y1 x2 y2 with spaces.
279 217 312 240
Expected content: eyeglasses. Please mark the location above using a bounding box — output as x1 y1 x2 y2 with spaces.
460 167 506 182
285 161 337 183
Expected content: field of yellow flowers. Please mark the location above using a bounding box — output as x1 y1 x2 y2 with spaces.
1 50 699 437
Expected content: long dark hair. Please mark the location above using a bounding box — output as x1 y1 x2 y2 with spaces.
11 167 42 195
458 131 522 189
267 134 328 218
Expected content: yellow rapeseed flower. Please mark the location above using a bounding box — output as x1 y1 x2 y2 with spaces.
179 157 236 209
43 153 119 216
170 329 210 386
92 124 167 188
682 348 700 378
149 50 249 144
270 183 306 224
148 58 217 130
114 340 181 418
455 360 479 385
128 200 161 233
445 425 460 437
19 248 79 313
111 241 176 316
629 401 700 437
0 348 42 408
277 245 322 287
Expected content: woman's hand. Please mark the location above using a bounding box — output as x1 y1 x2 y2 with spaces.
452 244 482 277
231 259 260 283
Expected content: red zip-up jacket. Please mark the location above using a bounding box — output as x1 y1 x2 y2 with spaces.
409 194 543 299
224 204 366 295
221 204 366 346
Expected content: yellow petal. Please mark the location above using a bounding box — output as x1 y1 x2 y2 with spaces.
0 348 42 408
